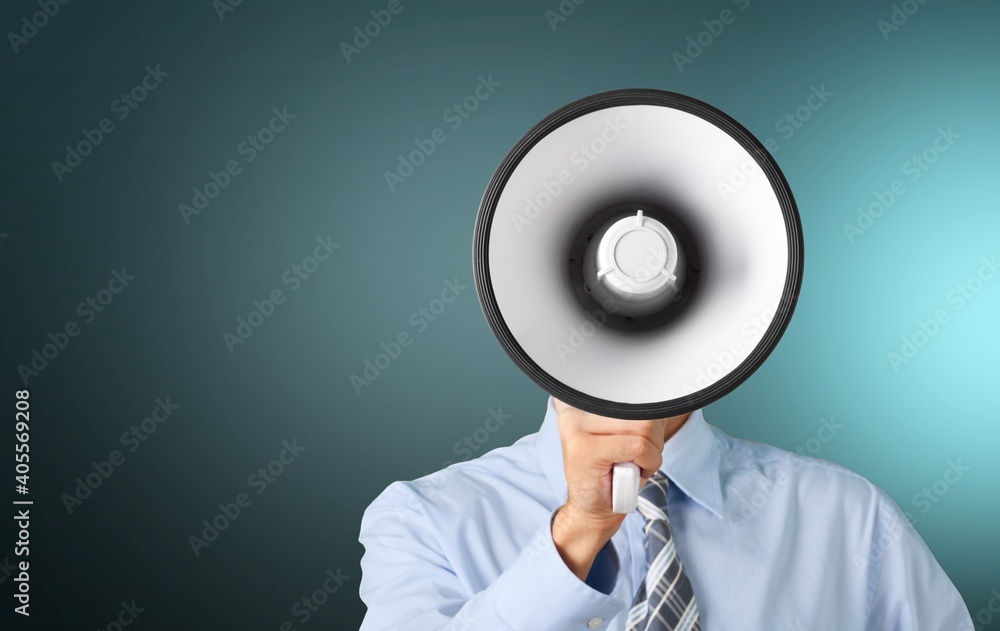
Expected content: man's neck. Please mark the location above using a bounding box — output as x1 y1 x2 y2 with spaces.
664 412 692 443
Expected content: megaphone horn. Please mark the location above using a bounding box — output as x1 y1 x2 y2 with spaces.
474 89 804 512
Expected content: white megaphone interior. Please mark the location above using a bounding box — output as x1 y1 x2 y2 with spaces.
488 104 789 405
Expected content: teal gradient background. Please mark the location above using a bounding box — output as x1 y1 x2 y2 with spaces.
1 0 998 628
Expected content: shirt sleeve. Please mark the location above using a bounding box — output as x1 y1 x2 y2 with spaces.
863 490 975 631
359 483 627 631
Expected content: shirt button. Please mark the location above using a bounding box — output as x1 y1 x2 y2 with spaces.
587 618 604 629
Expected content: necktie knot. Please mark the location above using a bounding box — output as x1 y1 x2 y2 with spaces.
637 470 670 521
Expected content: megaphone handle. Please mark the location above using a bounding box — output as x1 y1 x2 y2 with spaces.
611 462 640 513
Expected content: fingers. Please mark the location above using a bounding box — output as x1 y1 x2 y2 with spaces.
560 432 661 478
577 416 666 440
555 398 667 448
593 434 664 474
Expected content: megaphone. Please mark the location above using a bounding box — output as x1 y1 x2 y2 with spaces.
473 89 804 513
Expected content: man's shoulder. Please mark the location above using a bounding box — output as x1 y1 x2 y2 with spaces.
363 429 545 521
710 423 900 516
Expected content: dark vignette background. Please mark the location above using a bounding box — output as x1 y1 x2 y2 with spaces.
1 0 998 628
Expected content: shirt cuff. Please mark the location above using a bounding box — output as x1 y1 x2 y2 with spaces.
493 508 626 630
586 537 621 595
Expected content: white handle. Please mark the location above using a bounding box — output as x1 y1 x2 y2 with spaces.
611 462 640 513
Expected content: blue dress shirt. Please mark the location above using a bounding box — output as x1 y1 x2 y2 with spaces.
359 398 973 630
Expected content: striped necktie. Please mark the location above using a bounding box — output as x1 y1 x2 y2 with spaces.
626 471 702 631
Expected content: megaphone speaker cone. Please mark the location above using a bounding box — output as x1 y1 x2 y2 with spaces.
474 89 803 421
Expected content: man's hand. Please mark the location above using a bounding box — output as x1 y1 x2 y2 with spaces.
550 398 667 581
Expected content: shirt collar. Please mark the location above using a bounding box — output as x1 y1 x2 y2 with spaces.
537 396 725 518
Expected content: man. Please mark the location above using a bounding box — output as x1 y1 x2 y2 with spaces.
358 397 973 629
